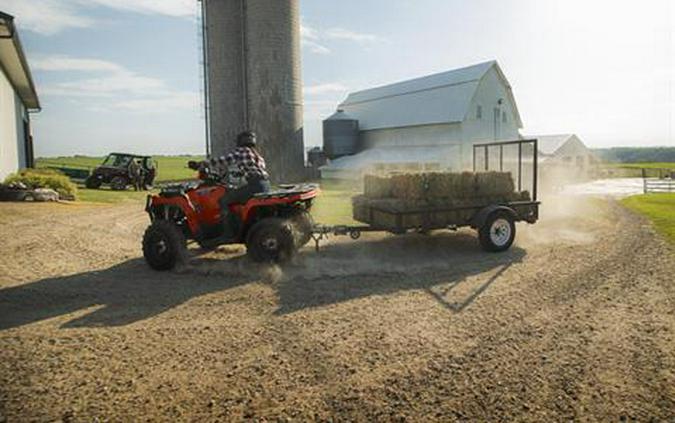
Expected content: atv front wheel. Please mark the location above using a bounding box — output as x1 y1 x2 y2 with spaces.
246 218 296 263
143 220 186 270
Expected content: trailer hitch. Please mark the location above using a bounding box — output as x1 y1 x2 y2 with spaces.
310 224 365 251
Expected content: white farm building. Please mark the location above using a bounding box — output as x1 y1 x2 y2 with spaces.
321 61 523 178
531 134 598 183
0 12 40 181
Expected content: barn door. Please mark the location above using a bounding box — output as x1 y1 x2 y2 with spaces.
493 107 501 140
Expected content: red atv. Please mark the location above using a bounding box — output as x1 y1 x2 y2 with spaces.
142 160 318 270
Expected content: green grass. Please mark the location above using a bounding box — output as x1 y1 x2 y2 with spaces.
76 186 152 203
608 162 675 169
311 179 359 225
36 155 204 182
621 193 675 243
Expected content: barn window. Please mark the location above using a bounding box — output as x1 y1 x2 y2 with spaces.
477 105 482 119
502 111 507 123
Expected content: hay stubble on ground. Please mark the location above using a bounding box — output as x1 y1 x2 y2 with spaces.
0 196 674 421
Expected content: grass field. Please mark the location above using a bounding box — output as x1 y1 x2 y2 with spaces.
607 162 675 170
310 179 359 225
36 155 204 182
621 193 675 243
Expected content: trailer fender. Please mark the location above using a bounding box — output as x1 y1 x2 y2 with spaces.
471 205 517 229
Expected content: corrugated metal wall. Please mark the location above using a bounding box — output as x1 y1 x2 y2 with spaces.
0 68 26 180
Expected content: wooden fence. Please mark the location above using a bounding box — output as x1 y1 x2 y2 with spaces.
642 168 675 193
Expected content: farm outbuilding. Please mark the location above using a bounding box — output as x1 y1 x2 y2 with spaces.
0 11 40 181
320 60 523 179
531 134 597 184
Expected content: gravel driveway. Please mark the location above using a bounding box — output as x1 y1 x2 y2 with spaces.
0 197 673 421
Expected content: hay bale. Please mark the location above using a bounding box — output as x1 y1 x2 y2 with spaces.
474 171 515 196
363 175 393 198
354 171 520 228
427 172 460 199
352 195 371 222
390 173 428 200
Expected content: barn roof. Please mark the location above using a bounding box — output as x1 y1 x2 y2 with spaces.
532 134 576 155
338 60 522 131
0 11 40 110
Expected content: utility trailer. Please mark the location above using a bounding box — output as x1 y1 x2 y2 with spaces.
311 139 540 252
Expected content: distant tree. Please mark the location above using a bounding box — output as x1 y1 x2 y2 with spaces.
593 147 675 163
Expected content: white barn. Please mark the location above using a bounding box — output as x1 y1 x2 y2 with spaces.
321 61 523 178
530 134 597 184
0 12 40 181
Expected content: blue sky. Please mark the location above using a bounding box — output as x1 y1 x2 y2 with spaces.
1 0 673 157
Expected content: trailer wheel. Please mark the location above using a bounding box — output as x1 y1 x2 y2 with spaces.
143 220 186 270
246 218 296 263
478 211 516 252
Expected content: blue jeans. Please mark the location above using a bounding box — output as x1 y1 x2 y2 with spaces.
219 176 271 212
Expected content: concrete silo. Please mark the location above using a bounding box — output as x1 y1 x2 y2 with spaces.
200 0 305 182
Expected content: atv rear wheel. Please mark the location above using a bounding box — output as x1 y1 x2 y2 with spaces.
143 220 186 270
110 176 128 191
246 218 296 263
290 210 314 248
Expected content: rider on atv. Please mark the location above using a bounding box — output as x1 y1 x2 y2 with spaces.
212 131 271 237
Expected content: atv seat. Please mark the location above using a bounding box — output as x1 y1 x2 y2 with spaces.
252 183 319 199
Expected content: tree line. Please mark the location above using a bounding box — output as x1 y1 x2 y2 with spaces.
593 147 675 163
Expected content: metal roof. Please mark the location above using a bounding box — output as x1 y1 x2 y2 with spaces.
0 11 40 110
324 109 357 121
338 60 522 131
320 144 460 172
530 134 576 155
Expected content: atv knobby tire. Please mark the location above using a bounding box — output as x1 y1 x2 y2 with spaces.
246 218 296 263
143 220 186 270
290 210 314 248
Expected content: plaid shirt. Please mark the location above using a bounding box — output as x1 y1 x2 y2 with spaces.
220 146 269 181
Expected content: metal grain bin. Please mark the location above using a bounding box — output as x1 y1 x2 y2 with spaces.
323 110 359 159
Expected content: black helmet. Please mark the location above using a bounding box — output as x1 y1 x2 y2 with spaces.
236 131 257 147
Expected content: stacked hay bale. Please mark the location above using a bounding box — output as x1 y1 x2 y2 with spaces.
353 171 530 230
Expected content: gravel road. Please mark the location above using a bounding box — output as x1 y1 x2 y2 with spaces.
0 197 673 421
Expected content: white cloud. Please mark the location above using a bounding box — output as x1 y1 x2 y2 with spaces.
301 23 331 55
114 91 198 113
324 28 383 43
37 55 198 113
80 0 196 18
300 21 384 55
305 82 349 96
1 0 94 35
1 0 195 36
31 55 124 72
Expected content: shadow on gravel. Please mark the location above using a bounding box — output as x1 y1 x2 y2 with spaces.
276 230 526 314
0 256 256 330
0 231 526 329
